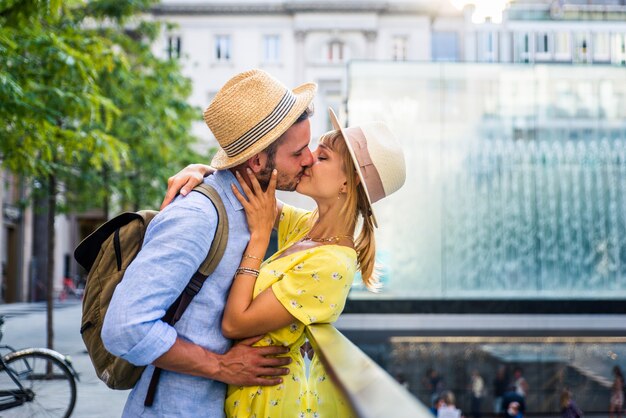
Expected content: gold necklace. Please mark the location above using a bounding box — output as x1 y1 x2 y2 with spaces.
301 233 354 244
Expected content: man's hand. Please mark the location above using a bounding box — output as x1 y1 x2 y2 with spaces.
160 164 214 210
217 336 291 386
152 335 290 386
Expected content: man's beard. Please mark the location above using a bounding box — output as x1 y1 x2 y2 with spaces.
258 160 302 192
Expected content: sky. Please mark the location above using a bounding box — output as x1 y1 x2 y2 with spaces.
450 0 511 23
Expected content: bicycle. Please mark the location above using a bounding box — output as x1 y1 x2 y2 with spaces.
0 315 79 417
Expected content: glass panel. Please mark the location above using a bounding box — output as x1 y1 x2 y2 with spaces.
593 32 610 61
327 41 344 63
215 35 231 62
479 31 496 62
612 33 626 65
166 35 181 59
555 32 571 60
347 62 626 300
263 35 280 63
384 337 626 417
536 32 549 54
392 36 408 61
432 32 459 62
514 32 531 63
574 33 590 63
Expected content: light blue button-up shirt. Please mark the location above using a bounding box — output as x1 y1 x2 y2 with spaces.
102 170 249 417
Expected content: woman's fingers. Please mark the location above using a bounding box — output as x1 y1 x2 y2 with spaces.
246 168 263 195
235 171 253 198
231 183 251 210
267 169 277 197
160 185 178 210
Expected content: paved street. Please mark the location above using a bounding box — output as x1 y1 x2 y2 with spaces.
0 301 127 417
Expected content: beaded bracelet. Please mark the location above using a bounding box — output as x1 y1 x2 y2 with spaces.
235 267 260 278
244 254 263 262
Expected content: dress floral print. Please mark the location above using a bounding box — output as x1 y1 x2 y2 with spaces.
225 205 357 418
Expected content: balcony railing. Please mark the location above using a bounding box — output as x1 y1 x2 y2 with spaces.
307 323 432 418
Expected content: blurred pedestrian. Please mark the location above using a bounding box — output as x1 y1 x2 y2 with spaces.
424 368 445 406
470 369 485 418
610 366 624 418
493 365 508 415
506 401 523 418
431 393 446 416
502 385 526 418
561 388 582 418
438 390 462 418
513 367 529 400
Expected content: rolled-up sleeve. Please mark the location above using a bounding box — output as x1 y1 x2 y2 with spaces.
102 191 218 366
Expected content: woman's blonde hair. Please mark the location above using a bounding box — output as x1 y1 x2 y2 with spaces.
560 388 572 409
318 130 379 290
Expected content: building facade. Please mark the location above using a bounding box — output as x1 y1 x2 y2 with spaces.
148 0 464 142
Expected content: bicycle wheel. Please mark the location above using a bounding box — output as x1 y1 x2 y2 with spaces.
0 350 76 417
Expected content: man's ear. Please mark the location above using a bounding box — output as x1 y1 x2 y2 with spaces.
246 152 269 173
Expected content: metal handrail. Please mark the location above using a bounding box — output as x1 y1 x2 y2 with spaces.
307 323 433 418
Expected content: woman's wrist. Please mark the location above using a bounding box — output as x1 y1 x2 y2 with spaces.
249 232 271 247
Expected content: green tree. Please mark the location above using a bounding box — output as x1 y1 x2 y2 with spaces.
64 21 201 215
0 0 202 350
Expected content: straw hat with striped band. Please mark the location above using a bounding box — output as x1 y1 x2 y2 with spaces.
328 108 406 228
204 69 317 169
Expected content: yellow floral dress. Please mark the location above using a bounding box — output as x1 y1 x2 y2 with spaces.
225 204 357 418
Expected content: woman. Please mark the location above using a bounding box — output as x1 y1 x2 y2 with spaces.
561 388 582 418
610 366 624 418
165 109 405 417
437 390 462 418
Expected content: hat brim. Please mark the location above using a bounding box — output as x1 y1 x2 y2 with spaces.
210 82 317 170
328 108 379 228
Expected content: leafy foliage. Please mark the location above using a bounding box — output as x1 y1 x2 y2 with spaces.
0 0 204 211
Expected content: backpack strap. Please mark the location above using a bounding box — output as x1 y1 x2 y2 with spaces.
144 183 229 407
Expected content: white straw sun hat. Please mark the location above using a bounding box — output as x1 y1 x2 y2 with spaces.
328 108 406 227
204 69 317 169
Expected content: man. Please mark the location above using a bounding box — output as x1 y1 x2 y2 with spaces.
102 69 317 417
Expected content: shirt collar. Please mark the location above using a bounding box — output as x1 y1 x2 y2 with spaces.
213 170 244 211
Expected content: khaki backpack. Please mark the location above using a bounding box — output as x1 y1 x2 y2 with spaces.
74 184 228 403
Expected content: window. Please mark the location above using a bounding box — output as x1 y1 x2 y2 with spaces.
536 32 549 54
215 35 231 62
326 41 344 63
554 32 571 61
574 33 590 63
612 33 626 65
514 32 531 63
432 32 458 62
166 35 181 60
392 36 407 61
534 32 551 61
263 35 281 64
593 33 610 62
480 31 497 62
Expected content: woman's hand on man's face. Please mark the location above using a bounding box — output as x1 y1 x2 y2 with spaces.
160 164 214 210
232 168 277 244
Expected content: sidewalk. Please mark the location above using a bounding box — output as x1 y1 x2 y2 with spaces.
0 301 127 417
